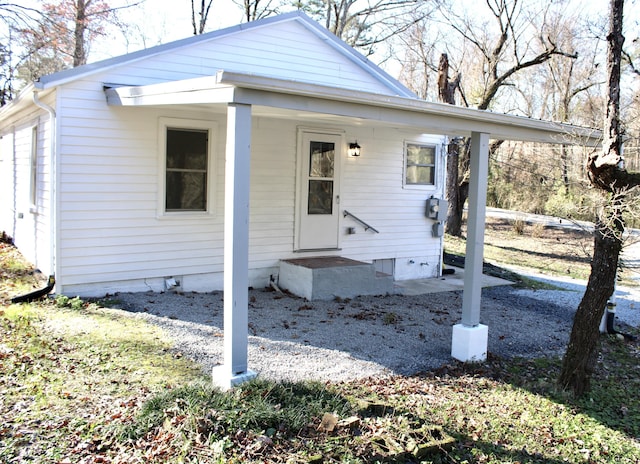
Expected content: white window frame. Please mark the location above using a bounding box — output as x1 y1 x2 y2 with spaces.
30 125 38 210
403 141 438 190
157 117 217 218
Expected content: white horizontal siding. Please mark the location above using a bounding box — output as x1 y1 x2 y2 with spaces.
53 110 440 294
248 118 296 270
337 128 445 271
55 86 225 289
51 72 443 294
53 93 446 293
0 133 15 237
54 105 300 292
82 18 396 95
0 102 54 275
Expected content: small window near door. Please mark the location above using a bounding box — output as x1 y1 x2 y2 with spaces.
405 143 436 186
165 127 209 212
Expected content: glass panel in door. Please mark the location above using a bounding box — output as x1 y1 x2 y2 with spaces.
297 134 341 250
308 141 335 215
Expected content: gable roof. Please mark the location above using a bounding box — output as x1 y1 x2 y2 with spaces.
33 11 415 98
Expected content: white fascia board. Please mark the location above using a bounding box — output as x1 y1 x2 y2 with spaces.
0 85 59 124
104 70 602 146
236 87 596 145
104 77 237 106
216 71 602 146
0 83 36 120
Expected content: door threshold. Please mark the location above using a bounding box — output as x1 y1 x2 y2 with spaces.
294 248 342 253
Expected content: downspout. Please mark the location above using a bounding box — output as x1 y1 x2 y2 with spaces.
32 90 57 294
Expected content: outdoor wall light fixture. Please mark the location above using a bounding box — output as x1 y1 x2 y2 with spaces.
348 141 361 157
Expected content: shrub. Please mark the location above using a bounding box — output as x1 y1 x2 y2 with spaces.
55 294 85 310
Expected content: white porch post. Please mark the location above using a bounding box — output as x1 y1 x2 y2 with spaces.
451 131 490 362
212 102 257 389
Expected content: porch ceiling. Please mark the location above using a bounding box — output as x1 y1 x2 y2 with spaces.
105 70 602 147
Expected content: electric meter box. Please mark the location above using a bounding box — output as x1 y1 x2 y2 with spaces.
426 197 448 222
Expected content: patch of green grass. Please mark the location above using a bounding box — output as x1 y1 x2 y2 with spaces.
0 301 206 463
444 218 597 287
119 378 354 461
110 338 639 463
515 274 564 290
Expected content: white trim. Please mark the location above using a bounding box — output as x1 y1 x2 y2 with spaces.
156 117 218 219
294 127 345 251
29 124 38 211
402 140 440 191
32 89 58 288
106 70 601 146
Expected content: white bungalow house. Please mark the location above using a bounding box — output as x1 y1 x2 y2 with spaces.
0 12 599 387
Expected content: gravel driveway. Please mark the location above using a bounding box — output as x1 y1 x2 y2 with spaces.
106 208 640 384
111 282 610 383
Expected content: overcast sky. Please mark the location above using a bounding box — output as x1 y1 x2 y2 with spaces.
91 0 253 59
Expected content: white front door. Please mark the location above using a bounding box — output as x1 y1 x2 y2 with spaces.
296 131 342 250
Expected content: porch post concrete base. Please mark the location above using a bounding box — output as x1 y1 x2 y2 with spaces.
211 366 257 391
451 324 488 362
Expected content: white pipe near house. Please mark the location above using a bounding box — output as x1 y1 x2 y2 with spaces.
32 90 58 292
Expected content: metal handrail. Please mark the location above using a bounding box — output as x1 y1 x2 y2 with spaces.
343 210 379 233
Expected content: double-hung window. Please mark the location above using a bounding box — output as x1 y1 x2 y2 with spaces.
159 118 216 215
405 142 436 187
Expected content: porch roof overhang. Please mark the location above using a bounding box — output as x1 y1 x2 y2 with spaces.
105 70 602 146
105 70 602 386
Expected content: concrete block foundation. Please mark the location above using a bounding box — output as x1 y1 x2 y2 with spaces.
279 256 394 300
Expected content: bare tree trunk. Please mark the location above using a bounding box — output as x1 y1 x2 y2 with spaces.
73 0 87 66
561 144 570 195
558 211 623 396
558 0 632 396
437 54 466 236
445 140 464 236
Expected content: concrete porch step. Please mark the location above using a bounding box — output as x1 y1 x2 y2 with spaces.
279 256 394 300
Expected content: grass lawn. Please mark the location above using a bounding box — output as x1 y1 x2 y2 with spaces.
444 217 597 284
1 233 640 463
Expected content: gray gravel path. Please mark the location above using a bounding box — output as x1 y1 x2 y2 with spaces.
506 266 640 328
105 209 640 384
110 282 617 383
